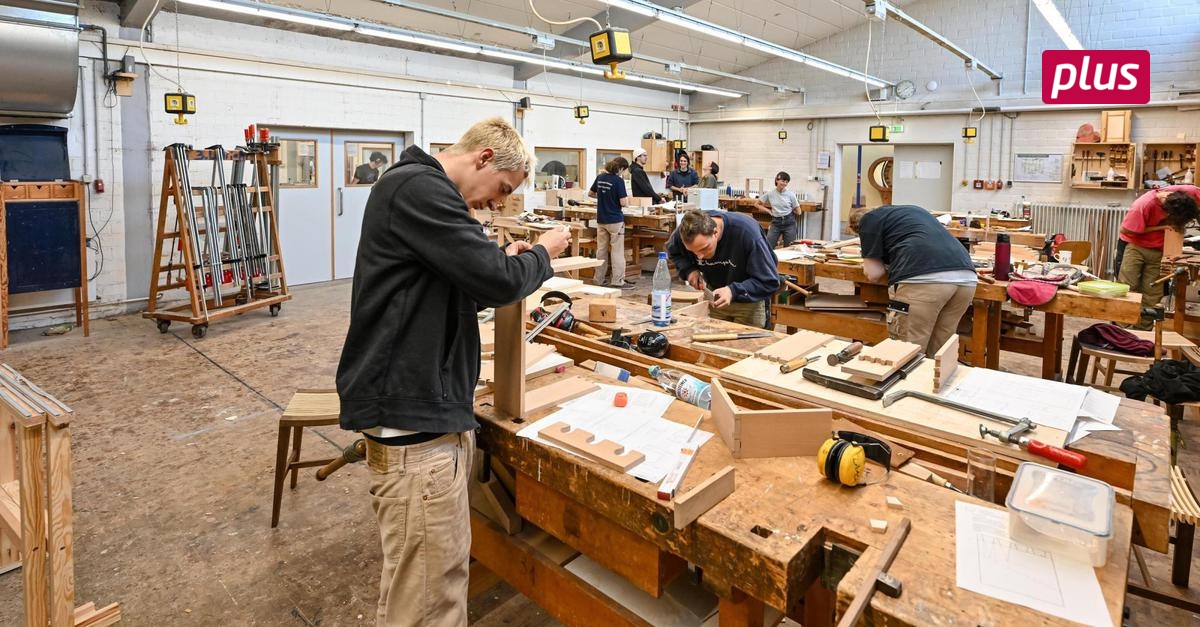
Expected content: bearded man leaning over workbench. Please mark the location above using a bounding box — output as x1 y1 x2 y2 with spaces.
666 209 781 328
1117 185 1200 330
336 117 570 627
848 205 977 355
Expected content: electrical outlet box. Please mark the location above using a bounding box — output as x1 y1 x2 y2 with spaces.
532 33 555 50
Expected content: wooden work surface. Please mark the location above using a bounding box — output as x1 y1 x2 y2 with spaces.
777 256 1144 378
532 205 677 231
474 363 1138 625
586 299 785 360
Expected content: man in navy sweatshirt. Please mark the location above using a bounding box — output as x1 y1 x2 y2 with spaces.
666 209 781 327
336 117 570 626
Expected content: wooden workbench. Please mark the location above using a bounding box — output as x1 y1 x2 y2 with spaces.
1163 254 1200 334
532 206 676 277
472 325 1165 625
776 256 1143 379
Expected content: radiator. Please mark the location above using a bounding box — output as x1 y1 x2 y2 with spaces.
1030 202 1127 279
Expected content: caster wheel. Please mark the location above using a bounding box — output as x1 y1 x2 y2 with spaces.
157 320 171 334
191 324 208 339
269 304 281 317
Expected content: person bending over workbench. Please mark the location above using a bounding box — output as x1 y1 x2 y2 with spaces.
667 209 781 328
1117 185 1200 330
848 205 977 355
336 117 570 627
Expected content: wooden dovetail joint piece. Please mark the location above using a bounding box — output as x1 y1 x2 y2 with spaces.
870 519 889 533
886 495 903 510
539 421 645 471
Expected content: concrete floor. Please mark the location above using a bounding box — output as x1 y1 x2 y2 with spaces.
0 276 1196 625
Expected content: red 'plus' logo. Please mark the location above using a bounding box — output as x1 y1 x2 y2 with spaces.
1042 50 1150 105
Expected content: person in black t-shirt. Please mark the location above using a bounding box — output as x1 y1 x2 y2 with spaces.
848 205 977 354
630 148 665 203
351 151 388 185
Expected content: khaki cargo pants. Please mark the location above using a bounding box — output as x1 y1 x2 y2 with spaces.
1117 243 1163 330
708 297 769 328
366 431 475 627
887 282 976 355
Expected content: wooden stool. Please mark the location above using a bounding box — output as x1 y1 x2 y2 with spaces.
1071 329 1193 392
1171 466 1200 587
271 389 340 528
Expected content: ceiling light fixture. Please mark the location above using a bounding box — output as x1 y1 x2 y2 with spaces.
356 26 481 54
1032 0 1083 50
177 0 354 30
601 0 891 88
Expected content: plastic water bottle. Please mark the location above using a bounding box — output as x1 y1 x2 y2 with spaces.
648 365 712 409
651 252 672 327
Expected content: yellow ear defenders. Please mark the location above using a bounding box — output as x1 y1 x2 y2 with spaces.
817 431 892 487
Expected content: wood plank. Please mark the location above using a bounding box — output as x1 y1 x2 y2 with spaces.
840 340 921 381
736 409 833 459
755 330 834 363
932 335 959 392
0 479 19 540
551 256 603 273
524 377 599 415
516 471 686 597
673 465 735 529
539 422 645 471
470 511 653 627
47 420 74 627
19 419 48 627
493 301 526 419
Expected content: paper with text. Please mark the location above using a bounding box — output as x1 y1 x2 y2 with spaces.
956 501 1109 626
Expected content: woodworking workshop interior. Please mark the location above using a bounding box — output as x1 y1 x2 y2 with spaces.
5 0 1200 625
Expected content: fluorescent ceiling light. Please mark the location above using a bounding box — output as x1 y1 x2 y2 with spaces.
602 0 890 88
356 26 480 54
625 74 743 98
1032 0 1083 50
479 49 606 75
177 0 354 31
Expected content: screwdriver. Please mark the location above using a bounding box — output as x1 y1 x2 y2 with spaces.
780 353 821 374
979 424 1087 470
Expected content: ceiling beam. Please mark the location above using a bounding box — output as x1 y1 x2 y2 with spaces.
119 0 160 27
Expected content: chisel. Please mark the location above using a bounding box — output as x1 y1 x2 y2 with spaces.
780 353 821 374
692 331 774 342
826 341 864 365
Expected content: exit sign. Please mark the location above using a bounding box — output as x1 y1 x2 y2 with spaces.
889 124 905 133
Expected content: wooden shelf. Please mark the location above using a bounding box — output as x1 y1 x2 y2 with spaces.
1070 141 1136 190
1142 142 1197 185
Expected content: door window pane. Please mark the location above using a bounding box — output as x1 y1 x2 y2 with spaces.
345 142 395 186
534 148 584 190
429 143 451 154
279 139 317 188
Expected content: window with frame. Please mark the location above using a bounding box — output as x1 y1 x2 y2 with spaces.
279 139 317 188
533 147 584 190
596 149 633 184
429 143 452 154
345 142 395 186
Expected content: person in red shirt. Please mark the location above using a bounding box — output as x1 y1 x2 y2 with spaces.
1117 185 1200 328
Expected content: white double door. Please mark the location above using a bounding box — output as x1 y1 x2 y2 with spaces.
275 129 406 285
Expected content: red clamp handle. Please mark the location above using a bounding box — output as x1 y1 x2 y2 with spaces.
245 125 255 142
1028 440 1087 470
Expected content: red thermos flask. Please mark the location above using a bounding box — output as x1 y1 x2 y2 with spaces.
993 233 1011 281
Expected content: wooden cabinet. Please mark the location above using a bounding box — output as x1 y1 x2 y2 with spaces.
640 138 670 173
1142 142 1197 186
1070 142 1137 190
690 149 720 174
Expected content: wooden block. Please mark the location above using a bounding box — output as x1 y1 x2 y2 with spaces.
493 301 526 419
588 300 617 323
675 300 709 318
551 256 602 273
539 421 645 471
710 378 832 458
841 340 921 381
673 465 735 529
524 377 599 415
755 330 834 363
932 334 960 392
869 519 888 533
1165 227 1185 258
886 495 903 510
469 472 523 535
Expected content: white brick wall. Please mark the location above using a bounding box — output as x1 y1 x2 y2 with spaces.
6 3 686 331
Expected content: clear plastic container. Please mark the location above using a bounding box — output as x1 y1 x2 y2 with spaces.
1006 462 1115 566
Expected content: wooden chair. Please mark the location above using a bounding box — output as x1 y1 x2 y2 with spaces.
1057 240 1092 264
1171 466 1200 587
271 389 340 528
1073 329 1194 391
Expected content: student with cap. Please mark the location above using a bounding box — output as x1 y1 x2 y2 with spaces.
666 209 781 328
848 204 977 355
630 147 665 203
1117 184 1200 329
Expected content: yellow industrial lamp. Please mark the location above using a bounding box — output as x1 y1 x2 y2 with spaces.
589 28 632 79
868 125 889 143
164 92 196 125
671 139 687 151
573 105 589 124
962 126 978 143
778 130 788 142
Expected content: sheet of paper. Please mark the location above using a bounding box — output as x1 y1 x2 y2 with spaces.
516 397 712 483
955 501 1110 626
896 160 915 180
916 161 942 179
943 368 1086 432
775 248 809 262
559 384 674 418
1067 419 1123 446
1079 389 1120 425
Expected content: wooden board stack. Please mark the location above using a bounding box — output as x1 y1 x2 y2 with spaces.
932 335 960 392
754 330 834 363
841 339 922 381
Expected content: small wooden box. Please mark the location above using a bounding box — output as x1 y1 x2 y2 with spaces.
502 193 524 216
589 300 617 323
26 184 51 199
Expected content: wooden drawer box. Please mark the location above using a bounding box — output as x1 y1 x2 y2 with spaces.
1 184 28 200
26 184 51 199
50 183 75 199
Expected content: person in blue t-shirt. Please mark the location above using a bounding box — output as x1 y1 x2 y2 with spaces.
589 157 635 288
666 153 700 201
